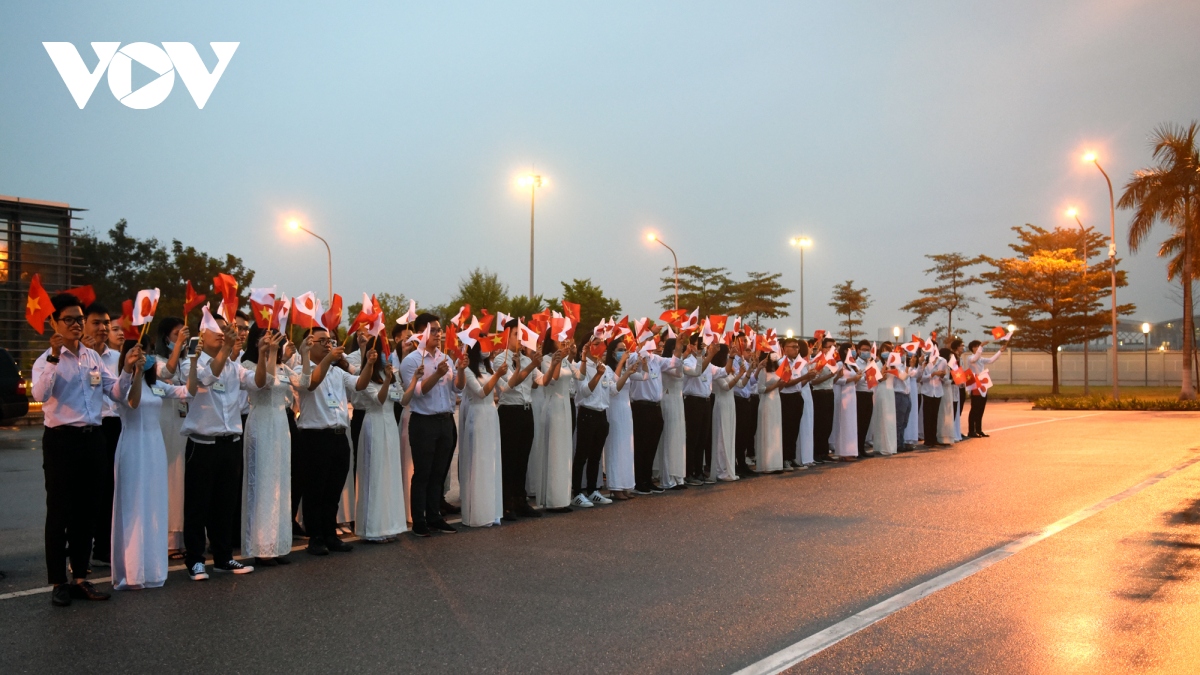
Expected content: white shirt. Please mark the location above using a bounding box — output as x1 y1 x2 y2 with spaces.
574 360 615 411
733 356 756 398
492 350 541 406
180 352 260 439
627 353 673 403
811 356 835 391
919 357 946 397
855 356 874 393
291 360 358 429
98 348 121 418
889 357 911 395
780 356 804 394
681 355 718 398
399 349 461 415
32 346 131 428
967 349 1002 375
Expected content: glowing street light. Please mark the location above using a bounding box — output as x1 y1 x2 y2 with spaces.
1082 151 1120 400
1064 206 1092 395
786 329 794 339
789 237 813 338
648 233 680 310
893 326 901 339
518 173 546 298
286 217 333 304
1142 322 1152 386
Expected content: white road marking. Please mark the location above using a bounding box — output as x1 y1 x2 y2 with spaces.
986 411 1105 433
732 453 1200 675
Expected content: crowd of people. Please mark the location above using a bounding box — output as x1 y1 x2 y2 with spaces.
31 291 1005 607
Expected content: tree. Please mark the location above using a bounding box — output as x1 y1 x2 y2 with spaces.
548 278 622 346
983 224 1134 394
506 294 547 322
829 280 871 342
657 265 734 315
900 253 986 338
1118 121 1200 400
75 219 255 330
729 271 792 330
433 267 510 320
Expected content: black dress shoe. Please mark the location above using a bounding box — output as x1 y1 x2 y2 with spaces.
411 524 431 538
255 557 279 567
68 580 110 601
548 506 572 514
516 505 542 518
979 432 990 437
502 511 518 522
51 584 72 607
325 536 354 552
274 555 291 565
430 521 457 534
441 500 462 515
306 540 329 556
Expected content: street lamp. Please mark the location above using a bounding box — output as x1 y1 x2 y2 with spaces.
647 233 679 310
789 237 812 338
1065 207 1091 395
1082 152 1120 400
1142 322 1151 386
786 329 794 339
517 173 545 298
893 326 901 340
1008 324 1017 384
287 217 333 304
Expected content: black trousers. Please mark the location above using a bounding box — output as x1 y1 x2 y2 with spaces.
42 425 104 585
573 407 609 494
856 391 873 455
684 395 711 478
92 416 122 562
921 394 942 446
393 403 404 425
631 401 663 490
895 391 912 450
734 395 757 473
408 412 457 527
780 392 803 464
812 389 835 461
293 428 350 542
498 404 535 511
286 408 302 526
351 408 366 458
957 388 966 420
968 394 988 435
184 437 243 567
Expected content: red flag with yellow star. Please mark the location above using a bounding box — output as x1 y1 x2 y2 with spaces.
25 274 53 334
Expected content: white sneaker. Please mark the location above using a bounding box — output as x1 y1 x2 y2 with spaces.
571 494 594 508
588 491 613 505
189 562 209 581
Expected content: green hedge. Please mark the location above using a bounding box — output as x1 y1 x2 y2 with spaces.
1033 395 1200 411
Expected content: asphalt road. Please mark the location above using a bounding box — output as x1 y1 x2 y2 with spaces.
1 403 1198 674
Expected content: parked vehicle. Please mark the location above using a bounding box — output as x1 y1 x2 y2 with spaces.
0 348 29 423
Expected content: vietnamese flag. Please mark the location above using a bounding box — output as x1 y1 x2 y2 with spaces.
25 273 54 334
478 308 495 334
118 299 140 340
481 328 507 355
212 273 239 318
270 296 288 331
866 367 878 389
775 357 791 383
561 300 581 324
64 285 96 308
445 322 460 360
659 308 687 327
248 287 276 329
321 293 343 334
184 280 207 316
529 308 551 336
708 315 728 335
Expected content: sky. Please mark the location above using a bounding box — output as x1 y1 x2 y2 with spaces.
2 1 1199 337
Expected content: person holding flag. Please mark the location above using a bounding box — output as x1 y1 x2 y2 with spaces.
809 336 839 463
655 334 688 490
732 337 759 476
603 339 639 500
32 293 139 606
492 318 545 520
830 344 866 460
154 317 191 556
795 340 817 466
681 336 720 486
778 338 805 471
753 351 785 472
870 342 899 456
353 337 409 540
853 340 878 456
965 339 1004 438
456 340 508 527
626 330 676 495
709 344 745 482
570 337 616 508
80 302 120 570
533 331 574 512
918 345 950 449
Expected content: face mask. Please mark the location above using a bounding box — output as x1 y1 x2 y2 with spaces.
166 340 175 352
614 350 626 360
849 350 857 358
880 350 891 358
143 354 157 372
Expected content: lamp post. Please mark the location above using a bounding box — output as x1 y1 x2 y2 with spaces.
518 174 544 298
647 233 679 310
1008 323 1017 385
893 326 901 341
1142 322 1151 386
1066 208 1091 395
1083 152 1119 400
789 237 812 338
287 218 333 303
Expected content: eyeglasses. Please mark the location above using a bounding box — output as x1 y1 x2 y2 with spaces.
58 316 84 326
236 326 250 333
312 338 332 346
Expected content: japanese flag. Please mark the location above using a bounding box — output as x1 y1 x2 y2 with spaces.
679 308 700 331
132 288 160 326
291 292 323 330
517 321 539 352
460 316 481 348
398 298 418 325
497 311 514 331
272 295 290 333
200 304 222 335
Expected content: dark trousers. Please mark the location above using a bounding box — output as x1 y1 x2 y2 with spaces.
734 395 757 473
183 437 243 567
856 391 873 455
780 392 803 464
684 395 712 478
812 389 835 461
393 403 404 425
498 404 535 511
631 401 663 490
573 407 609 494
92 416 122 562
921 394 942 446
286 408 301 524
408 412 457 527
968 394 988 435
234 414 247 549
42 425 104 585
294 428 350 542
351 408 366 459
957 388 966 419
895 391 912 450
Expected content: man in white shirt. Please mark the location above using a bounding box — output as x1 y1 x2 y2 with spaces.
779 339 804 470
290 325 359 555
918 344 949 449
965 339 1004 437
809 336 838 463
180 313 263 579
681 337 718 485
571 339 615 507
492 318 544 519
81 302 120 569
732 337 758 477
399 313 463 537
627 337 674 494
32 294 136 606
854 340 876 456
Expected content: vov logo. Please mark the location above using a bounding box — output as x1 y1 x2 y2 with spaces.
43 42 239 109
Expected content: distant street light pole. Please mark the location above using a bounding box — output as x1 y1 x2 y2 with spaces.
1142 322 1151 386
790 237 812 337
1066 208 1091 395
519 174 544 297
647 234 679 309
287 218 333 303
1083 152 1120 400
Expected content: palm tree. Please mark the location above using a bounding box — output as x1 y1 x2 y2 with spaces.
1118 122 1200 400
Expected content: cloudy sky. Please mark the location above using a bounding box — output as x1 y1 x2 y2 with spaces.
2 1 1198 335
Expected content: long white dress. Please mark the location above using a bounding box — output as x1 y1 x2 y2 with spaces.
755 372 783 472
535 360 574 509
871 372 897 455
155 361 187 551
354 382 407 539
906 366 921 444
459 371 504 527
798 365 815 465
832 366 859 458
112 378 187 590
604 380 636 491
710 370 738 480
657 359 686 488
527 384 546 497
242 362 295 557
938 376 956 445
